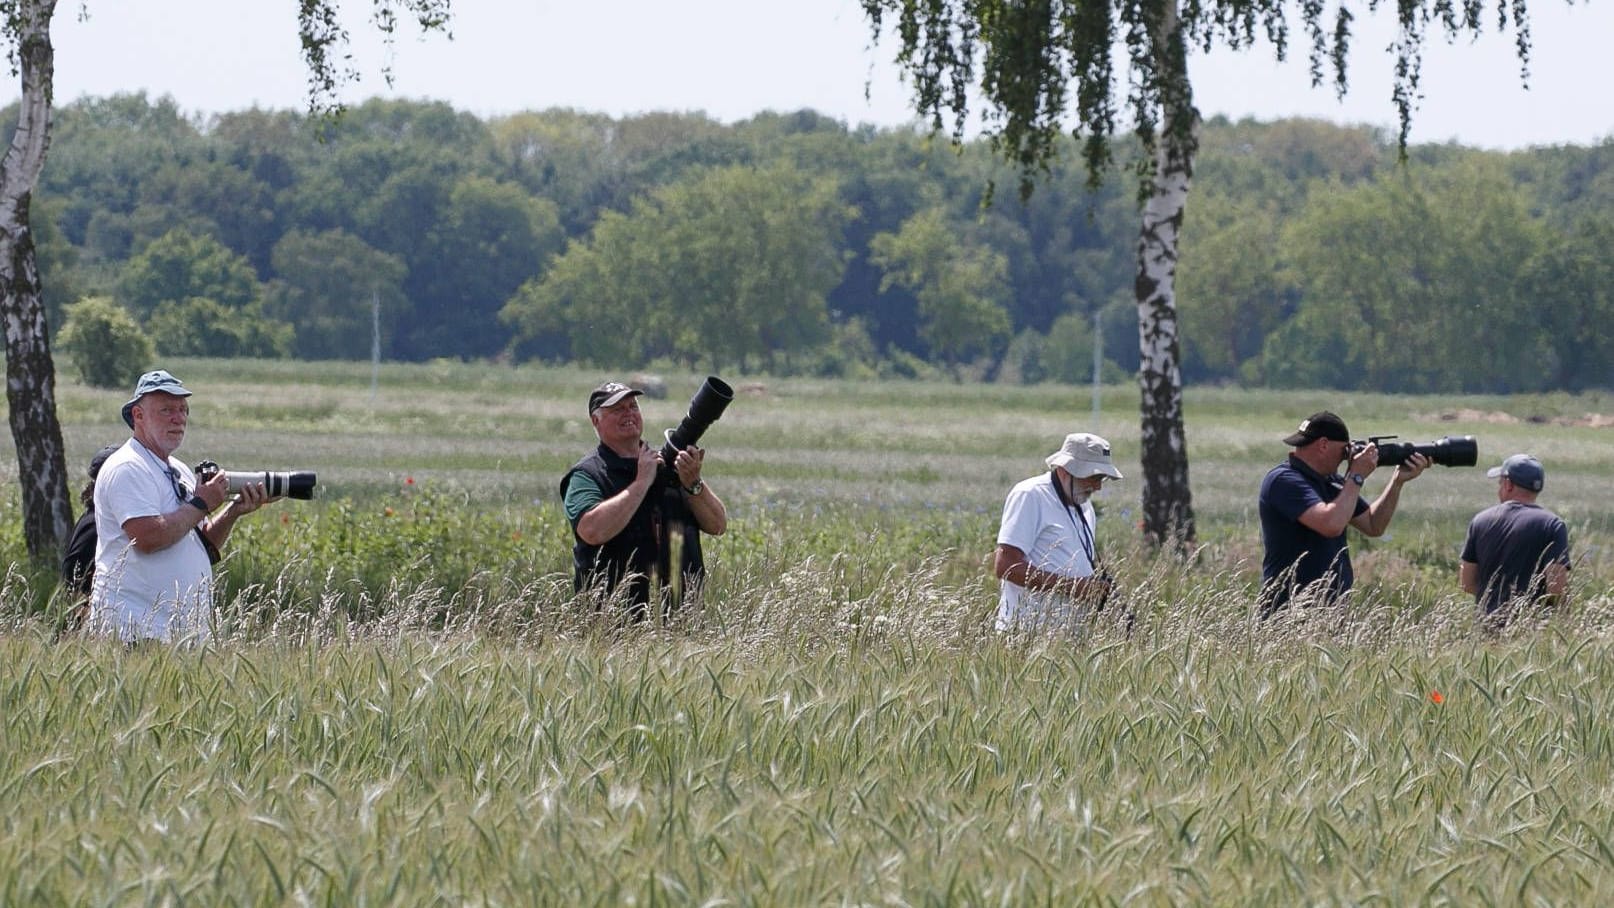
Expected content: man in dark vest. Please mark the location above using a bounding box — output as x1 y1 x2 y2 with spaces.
560 381 728 620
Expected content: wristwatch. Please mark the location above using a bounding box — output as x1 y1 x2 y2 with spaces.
187 493 211 513
685 479 706 497
1348 473 1367 487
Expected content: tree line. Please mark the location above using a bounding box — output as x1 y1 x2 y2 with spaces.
15 93 1614 393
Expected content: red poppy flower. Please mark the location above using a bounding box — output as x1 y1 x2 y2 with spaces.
1429 690 1444 705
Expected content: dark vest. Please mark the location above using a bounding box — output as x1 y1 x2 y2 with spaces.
560 445 705 616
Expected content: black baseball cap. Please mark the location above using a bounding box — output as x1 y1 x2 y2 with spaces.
588 381 642 416
1283 411 1350 446
88 443 121 479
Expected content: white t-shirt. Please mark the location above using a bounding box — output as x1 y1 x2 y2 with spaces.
995 473 1098 631
91 440 214 643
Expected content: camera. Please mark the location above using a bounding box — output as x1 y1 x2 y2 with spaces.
1353 435 1478 468
194 460 318 500
659 376 733 481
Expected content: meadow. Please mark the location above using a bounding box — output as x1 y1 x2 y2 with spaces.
4 359 1614 903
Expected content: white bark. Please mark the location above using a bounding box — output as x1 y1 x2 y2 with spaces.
1134 0 1196 545
1 0 73 560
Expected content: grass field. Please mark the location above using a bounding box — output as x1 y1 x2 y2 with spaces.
4 360 1614 903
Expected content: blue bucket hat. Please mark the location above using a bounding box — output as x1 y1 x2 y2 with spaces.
121 370 192 428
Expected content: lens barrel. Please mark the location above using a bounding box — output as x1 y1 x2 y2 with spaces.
660 376 734 467
1377 435 1477 468
224 470 318 500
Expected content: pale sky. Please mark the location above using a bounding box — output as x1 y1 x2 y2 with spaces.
11 0 1613 150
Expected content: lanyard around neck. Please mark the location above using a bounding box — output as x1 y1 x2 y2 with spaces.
1049 473 1096 566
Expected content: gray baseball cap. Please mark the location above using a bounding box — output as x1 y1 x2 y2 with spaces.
1488 453 1545 492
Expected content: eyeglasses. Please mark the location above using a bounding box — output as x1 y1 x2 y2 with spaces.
167 468 191 503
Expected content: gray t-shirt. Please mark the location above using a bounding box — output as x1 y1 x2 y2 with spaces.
1461 500 1570 614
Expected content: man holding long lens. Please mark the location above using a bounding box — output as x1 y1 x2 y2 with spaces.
561 381 727 620
1258 411 1428 615
92 370 277 643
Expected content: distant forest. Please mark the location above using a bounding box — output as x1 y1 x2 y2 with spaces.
15 93 1614 393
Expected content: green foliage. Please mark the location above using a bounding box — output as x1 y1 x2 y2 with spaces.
1279 160 1554 393
146 297 293 359
870 207 1013 369
54 296 154 389
862 0 1536 196
211 477 565 628
1177 192 1293 383
1041 311 1129 385
803 317 881 379
503 162 853 372
264 228 408 360
19 92 1614 391
117 228 262 320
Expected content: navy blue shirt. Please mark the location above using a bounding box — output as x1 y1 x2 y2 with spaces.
1259 456 1368 610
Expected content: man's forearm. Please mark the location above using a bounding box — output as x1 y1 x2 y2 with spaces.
576 481 653 545
1362 480 1407 536
126 506 208 554
686 486 726 536
201 501 250 552
1011 563 1105 600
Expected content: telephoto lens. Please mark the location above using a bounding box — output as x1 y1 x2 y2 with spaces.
224 470 318 500
1377 436 1478 468
195 460 318 500
660 376 734 467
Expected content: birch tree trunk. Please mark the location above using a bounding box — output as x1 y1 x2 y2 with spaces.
1133 0 1197 546
0 0 72 561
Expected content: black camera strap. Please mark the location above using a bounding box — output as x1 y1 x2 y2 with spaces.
127 440 222 565
1049 472 1097 569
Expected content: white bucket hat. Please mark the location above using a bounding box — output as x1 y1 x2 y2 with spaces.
1046 432 1123 480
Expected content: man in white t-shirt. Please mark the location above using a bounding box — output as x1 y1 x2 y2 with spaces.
92 370 276 643
993 432 1123 631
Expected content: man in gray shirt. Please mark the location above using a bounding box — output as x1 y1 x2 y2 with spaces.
1460 454 1569 626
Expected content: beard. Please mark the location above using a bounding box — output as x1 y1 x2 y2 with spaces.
1067 478 1093 505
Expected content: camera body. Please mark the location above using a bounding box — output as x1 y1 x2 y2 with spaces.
1352 434 1478 468
194 460 318 500
658 376 733 486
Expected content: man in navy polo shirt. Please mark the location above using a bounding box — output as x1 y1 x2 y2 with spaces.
1258 411 1429 614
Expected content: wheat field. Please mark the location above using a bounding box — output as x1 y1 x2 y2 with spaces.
4 360 1614 903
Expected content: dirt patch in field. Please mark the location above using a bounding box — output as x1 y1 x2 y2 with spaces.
1558 412 1614 428
1427 408 1521 424
1425 408 1614 428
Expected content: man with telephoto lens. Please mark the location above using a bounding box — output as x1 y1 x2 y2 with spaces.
1460 454 1570 627
1258 410 1429 615
561 381 728 621
91 370 278 643
993 432 1123 632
